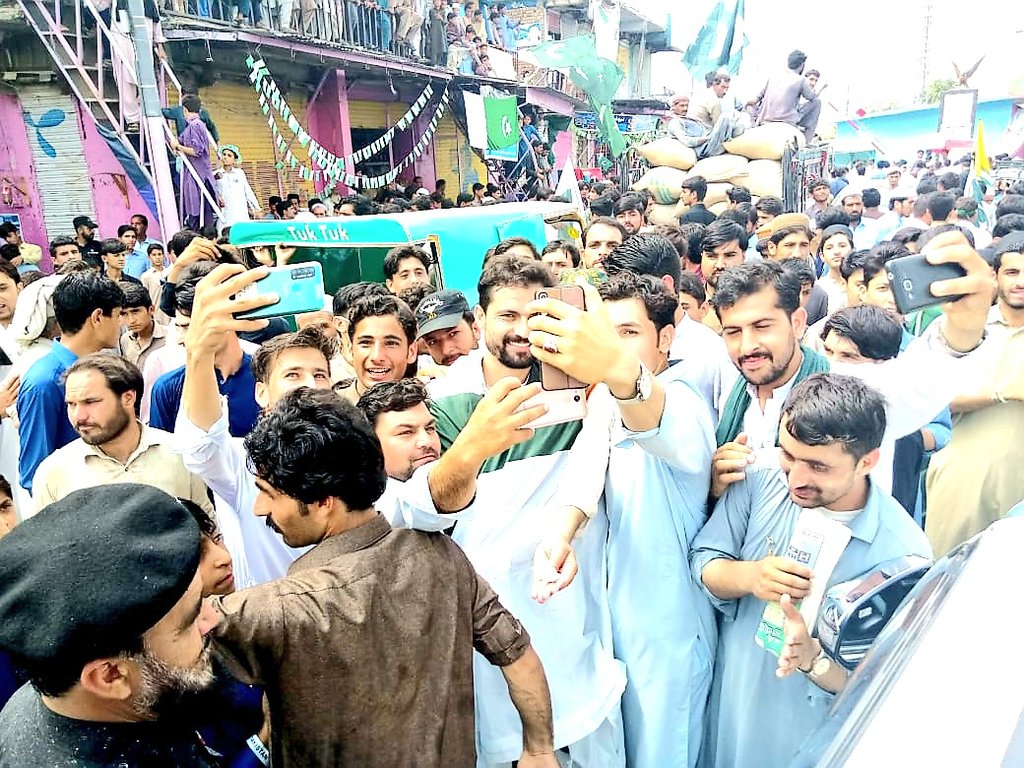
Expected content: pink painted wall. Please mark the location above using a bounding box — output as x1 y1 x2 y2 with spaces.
551 128 572 179
0 93 49 270
307 70 355 195
78 106 163 242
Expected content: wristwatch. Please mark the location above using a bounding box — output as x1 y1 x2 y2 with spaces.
802 644 831 680
612 361 653 403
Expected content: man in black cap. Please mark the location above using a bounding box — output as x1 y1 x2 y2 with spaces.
73 215 103 267
415 288 480 367
0 484 221 767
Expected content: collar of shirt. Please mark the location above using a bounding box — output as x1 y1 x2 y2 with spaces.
78 421 164 466
844 480 885 544
986 304 1024 335
49 340 78 369
289 515 392 573
215 351 253 386
743 370 800 449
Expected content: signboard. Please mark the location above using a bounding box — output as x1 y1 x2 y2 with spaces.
0 214 22 230
938 89 978 138
504 1 546 48
572 112 661 134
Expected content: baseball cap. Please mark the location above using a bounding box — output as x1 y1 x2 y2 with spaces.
415 290 470 338
72 215 99 229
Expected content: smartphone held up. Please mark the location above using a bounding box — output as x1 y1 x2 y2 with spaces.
232 262 327 320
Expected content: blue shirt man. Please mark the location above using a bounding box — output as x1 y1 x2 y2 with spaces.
149 354 259 438
16 342 79 493
691 374 932 768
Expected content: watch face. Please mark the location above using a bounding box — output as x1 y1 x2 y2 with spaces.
812 655 831 676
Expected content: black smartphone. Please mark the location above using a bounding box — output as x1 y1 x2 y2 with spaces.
534 286 587 391
886 254 966 315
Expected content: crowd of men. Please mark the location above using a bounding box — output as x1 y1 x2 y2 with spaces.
0 130 1021 767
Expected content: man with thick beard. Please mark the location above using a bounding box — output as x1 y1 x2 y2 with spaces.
31 353 214 516
0 484 221 766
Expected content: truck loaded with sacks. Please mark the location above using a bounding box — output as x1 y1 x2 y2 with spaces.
630 122 827 223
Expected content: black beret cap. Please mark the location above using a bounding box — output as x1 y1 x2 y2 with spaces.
0 484 200 665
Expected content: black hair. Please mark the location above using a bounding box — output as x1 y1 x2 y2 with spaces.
604 233 682 291
456 192 474 205
62 352 144 416
995 195 1024 220
680 175 708 202
541 240 581 267
821 305 902 362
251 326 334 384
916 177 938 196
583 217 628 249
937 171 963 194
809 178 830 192
649 223 689 264
397 283 436 313
815 206 851 230
346 294 417 344
174 261 217 316
410 195 432 212
589 193 619 218
383 246 431 279
477 254 554 311
471 183 485 193
927 191 956 222
268 195 282 208
678 222 708 265
131 213 149 227
332 281 390 317
179 497 218 540
48 236 78 258
840 249 870 281
769 223 812 245
782 373 887 460
787 50 807 71
726 186 752 204
890 227 925 248
0 223 18 239
614 193 647 216
755 196 784 217
181 94 202 113
116 224 135 239
677 270 707 304
861 241 909 284
167 229 200 258
712 260 801 317
993 213 1024 239
0 474 11 500
702 218 749 253
861 188 881 208
917 222 974 250
344 195 379 216
244 388 386 510
52 273 126 335
778 257 816 287
598 271 679 333
119 281 153 310
356 378 430 426
99 238 126 257
0 260 20 286
492 236 540 261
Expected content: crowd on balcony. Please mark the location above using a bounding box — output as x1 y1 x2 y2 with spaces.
161 0 520 74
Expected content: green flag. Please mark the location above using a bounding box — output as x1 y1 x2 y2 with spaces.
484 95 519 150
531 35 626 157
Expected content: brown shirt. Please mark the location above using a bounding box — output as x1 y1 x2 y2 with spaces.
210 515 530 768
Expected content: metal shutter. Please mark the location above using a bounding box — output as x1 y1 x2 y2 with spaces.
19 85 96 239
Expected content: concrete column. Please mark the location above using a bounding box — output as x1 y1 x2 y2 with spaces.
306 70 355 194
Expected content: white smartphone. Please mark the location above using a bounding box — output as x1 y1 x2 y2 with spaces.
517 387 588 430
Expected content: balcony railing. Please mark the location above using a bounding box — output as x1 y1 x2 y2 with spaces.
163 0 522 78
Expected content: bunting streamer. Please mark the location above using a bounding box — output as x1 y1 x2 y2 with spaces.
245 54 450 188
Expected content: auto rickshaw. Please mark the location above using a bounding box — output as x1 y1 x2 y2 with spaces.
228 201 584 304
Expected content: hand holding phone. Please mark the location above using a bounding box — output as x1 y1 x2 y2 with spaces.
232 262 327 320
534 286 587 391
886 254 966 315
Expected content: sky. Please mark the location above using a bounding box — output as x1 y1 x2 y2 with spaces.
644 0 1023 115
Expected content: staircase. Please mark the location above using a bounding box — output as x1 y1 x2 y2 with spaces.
13 0 222 234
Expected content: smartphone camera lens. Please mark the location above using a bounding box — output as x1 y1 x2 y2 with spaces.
573 394 581 402
537 291 548 299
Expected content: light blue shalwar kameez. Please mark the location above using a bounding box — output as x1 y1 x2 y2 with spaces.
690 452 932 768
599 363 718 767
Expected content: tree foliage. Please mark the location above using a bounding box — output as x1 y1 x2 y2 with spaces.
920 78 958 104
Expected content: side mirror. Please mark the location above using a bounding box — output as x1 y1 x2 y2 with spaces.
817 555 932 671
